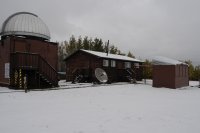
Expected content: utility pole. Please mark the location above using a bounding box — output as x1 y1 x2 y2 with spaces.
106 40 109 56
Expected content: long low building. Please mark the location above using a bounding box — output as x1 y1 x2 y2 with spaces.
64 49 143 83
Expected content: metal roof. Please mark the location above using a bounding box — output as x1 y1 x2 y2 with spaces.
152 56 187 65
81 49 143 62
65 49 143 62
0 12 50 40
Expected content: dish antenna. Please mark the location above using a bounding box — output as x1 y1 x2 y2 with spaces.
95 68 108 83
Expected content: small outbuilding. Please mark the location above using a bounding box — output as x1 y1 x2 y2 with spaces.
152 56 189 89
64 49 143 83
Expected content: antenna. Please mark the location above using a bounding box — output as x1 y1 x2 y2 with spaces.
95 68 108 83
106 40 109 56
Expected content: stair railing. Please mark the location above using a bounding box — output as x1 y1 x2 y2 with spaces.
38 55 58 86
11 52 58 87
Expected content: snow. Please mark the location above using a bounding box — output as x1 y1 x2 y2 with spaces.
152 56 187 65
0 80 200 133
81 49 143 62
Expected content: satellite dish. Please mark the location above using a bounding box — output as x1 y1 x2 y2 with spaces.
95 68 108 83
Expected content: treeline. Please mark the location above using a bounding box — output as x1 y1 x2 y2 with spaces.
58 36 200 81
143 59 200 81
58 35 135 71
185 60 200 81
143 59 153 79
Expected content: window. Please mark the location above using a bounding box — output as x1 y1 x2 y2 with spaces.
111 60 116 67
103 59 109 67
125 62 131 68
134 63 139 68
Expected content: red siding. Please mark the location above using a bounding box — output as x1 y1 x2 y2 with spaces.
153 65 189 89
175 65 189 88
11 37 58 69
0 37 11 85
65 50 143 82
0 36 58 87
66 52 98 81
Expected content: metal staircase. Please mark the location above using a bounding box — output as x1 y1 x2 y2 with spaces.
71 68 91 83
10 52 58 89
125 68 136 83
72 74 83 83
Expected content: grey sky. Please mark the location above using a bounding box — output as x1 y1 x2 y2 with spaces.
0 0 200 65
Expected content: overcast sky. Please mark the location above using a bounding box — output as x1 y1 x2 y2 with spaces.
0 0 200 65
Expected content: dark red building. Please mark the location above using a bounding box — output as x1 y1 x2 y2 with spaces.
152 56 189 89
64 49 143 83
0 12 58 89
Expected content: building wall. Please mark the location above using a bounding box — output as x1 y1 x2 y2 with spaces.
10 37 58 69
98 59 143 81
66 51 98 81
153 65 176 88
153 65 189 89
175 65 189 88
116 60 124 69
0 36 58 87
0 37 11 86
65 50 143 82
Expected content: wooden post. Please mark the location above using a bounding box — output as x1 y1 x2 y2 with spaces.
24 74 28 93
19 69 22 89
144 66 146 84
38 74 40 89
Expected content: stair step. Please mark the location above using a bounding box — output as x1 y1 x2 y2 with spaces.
12 53 57 89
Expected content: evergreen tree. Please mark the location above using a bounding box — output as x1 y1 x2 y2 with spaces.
117 50 126 56
143 59 152 79
89 37 93 50
58 42 67 71
93 38 104 52
65 35 77 55
109 45 118 54
127 51 135 58
83 36 90 50
77 36 83 50
185 60 195 80
193 65 200 81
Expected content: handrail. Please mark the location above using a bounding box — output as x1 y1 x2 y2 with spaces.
39 55 57 72
10 52 58 87
14 51 39 55
38 55 58 86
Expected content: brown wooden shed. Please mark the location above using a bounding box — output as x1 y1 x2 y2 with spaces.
64 49 143 83
0 12 58 89
152 56 189 89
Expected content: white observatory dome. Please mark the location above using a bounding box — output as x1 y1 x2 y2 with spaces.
0 12 50 40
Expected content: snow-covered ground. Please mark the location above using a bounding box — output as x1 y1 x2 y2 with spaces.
0 80 200 133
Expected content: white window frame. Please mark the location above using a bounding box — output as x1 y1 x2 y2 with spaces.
125 62 131 68
111 60 116 67
134 63 139 68
103 59 109 67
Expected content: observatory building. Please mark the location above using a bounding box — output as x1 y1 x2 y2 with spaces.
0 12 58 89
